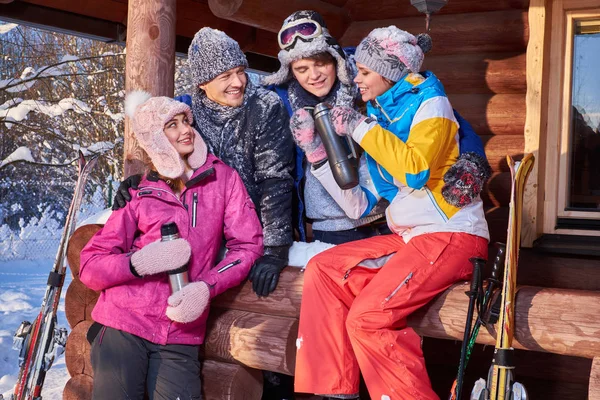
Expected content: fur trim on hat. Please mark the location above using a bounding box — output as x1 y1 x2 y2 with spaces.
125 91 207 178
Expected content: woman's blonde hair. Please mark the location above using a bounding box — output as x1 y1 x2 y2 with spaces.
146 158 188 194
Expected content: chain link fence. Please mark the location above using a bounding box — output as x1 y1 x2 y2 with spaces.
0 180 115 262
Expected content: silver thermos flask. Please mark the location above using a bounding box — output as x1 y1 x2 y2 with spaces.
161 222 189 293
313 102 359 190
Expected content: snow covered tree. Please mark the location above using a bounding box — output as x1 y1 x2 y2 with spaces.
0 22 126 228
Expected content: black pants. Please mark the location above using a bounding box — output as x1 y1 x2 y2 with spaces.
90 325 202 400
312 221 392 245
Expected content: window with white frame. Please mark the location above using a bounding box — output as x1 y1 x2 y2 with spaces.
544 7 600 235
563 20 600 214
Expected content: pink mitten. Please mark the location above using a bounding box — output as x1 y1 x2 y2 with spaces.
290 108 327 163
330 106 367 136
166 281 210 323
130 238 191 276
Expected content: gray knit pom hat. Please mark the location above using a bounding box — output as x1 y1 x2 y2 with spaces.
355 26 432 82
262 10 354 86
188 27 249 86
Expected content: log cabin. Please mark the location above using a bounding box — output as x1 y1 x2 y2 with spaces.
2 0 600 399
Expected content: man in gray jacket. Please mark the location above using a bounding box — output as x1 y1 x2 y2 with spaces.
114 28 294 297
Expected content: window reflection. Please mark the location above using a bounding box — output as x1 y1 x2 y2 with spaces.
568 20 600 210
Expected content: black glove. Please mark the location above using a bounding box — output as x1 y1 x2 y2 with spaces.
248 246 288 297
112 174 142 210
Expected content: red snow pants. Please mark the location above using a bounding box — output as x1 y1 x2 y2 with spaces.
294 232 488 400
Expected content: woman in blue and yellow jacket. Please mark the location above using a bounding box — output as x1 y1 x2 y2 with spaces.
294 27 490 400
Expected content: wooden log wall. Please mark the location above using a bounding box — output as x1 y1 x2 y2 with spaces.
339 6 530 244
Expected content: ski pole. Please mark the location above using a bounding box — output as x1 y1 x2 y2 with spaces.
449 243 505 400
453 257 484 400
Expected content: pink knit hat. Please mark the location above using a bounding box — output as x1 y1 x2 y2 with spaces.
125 91 207 179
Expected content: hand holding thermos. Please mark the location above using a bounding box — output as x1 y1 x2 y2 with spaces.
130 223 191 283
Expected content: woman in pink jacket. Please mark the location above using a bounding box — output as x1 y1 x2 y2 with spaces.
79 92 263 400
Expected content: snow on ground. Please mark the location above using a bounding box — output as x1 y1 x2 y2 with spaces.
0 258 71 399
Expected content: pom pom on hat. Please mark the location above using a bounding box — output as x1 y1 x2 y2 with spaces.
125 90 152 119
416 33 433 54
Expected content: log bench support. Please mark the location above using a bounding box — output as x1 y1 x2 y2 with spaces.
66 225 600 399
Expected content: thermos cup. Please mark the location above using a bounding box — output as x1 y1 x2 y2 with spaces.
161 222 189 293
312 102 359 190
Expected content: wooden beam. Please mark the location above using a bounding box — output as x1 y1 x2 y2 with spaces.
65 320 94 378
244 29 279 58
201 359 263 400
214 268 304 318
175 0 256 48
450 94 526 137
67 224 104 278
204 309 298 375
214 269 600 360
480 135 525 172
409 283 600 360
345 0 529 21
340 10 529 54
207 0 350 38
65 278 99 329
124 0 176 177
423 52 526 95
0 1 125 43
63 374 93 400
20 0 127 24
518 249 600 291
522 0 551 247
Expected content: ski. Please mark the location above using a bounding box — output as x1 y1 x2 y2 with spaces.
10 150 99 400
470 153 535 400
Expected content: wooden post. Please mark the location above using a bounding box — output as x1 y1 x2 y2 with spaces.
65 320 94 377
201 359 263 400
204 308 298 375
65 278 99 328
63 374 93 400
522 0 551 247
207 0 350 38
123 0 176 177
66 224 103 278
590 357 600 399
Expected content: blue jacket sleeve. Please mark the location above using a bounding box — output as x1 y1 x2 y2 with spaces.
454 109 486 158
174 94 193 107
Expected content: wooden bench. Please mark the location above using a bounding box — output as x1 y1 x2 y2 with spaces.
64 224 600 399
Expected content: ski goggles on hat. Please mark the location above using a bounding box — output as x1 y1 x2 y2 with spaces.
278 18 323 50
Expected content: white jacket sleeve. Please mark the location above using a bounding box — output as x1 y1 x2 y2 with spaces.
311 155 381 220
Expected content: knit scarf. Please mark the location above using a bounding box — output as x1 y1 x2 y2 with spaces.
190 79 257 156
287 79 358 112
